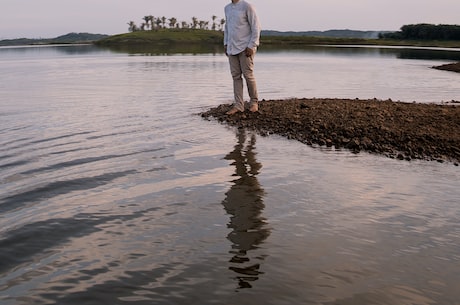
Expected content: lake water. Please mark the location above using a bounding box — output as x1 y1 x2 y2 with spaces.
0 44 459 305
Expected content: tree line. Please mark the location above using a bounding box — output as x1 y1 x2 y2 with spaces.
380 24 460 40
128 15 225 32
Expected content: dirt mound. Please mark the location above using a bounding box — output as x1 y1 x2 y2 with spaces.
201 98 460 165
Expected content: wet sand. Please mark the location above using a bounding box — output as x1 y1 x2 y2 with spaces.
201 99 460 165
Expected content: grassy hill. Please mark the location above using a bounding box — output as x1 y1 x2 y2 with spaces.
95 29 223 46
0 33 108 46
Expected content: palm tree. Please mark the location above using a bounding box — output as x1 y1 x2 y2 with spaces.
147 15 154 30
191 17 199 29
155 18 162 29
212 15 217 31
169 17 177 29
220 18 225 31
201 21 210 30
220 18 226 31
127 21 138 32
143 16 150 30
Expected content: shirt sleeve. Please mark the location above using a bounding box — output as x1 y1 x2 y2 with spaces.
223 7 229 46
247 3 261 49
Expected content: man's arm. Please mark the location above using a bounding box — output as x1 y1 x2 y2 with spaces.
246 4 261 49
223 7 229 48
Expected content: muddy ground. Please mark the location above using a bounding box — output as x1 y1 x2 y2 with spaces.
200 99 460 165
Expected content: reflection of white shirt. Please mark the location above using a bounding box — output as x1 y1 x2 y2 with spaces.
224 0 261 55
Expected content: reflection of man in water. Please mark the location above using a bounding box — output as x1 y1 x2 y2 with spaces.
222 128 270 289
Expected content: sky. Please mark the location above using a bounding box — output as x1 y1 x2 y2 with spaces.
1 0 459 39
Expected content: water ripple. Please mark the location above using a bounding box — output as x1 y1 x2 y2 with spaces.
0 170 137 213
20 148 165 176
0 207 162 274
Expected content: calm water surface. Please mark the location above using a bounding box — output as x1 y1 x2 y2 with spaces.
0 45 459 305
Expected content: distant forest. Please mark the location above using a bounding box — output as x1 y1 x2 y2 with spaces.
380 24 460 40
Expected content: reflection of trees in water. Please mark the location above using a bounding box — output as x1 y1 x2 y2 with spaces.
222 128 270 289
98 43 221 55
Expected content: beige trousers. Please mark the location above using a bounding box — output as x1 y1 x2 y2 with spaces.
228 51 259 111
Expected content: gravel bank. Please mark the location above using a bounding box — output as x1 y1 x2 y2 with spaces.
433 62 460 73
200 98 460 165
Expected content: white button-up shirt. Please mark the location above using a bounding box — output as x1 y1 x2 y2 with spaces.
224 0 261 55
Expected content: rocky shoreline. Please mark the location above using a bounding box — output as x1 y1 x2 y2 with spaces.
432 62 460 73
200 99 460 165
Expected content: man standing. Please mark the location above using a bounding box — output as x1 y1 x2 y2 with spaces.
224 0 261 115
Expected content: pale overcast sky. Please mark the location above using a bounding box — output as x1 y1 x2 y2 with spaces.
1 0 459 39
